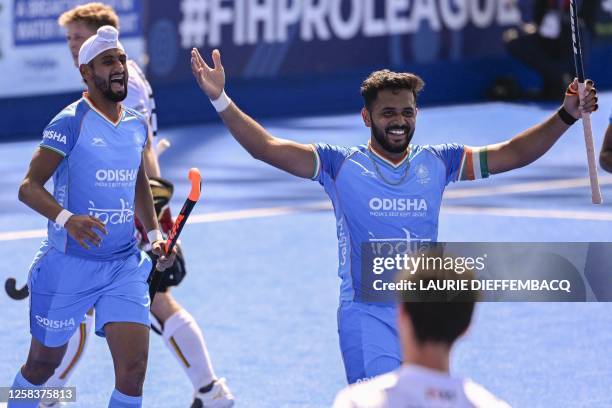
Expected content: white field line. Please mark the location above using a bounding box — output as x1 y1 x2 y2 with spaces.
1 176 610 242
442 205 612 221
445 175 612 199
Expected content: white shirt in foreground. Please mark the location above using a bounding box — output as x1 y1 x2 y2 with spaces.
333 365 511 408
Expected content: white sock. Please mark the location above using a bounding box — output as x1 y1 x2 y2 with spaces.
44 313 94 388
162 309 216 390
8 370 43 408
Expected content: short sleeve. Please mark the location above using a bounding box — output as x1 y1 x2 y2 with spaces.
312 143 354 183
39 113 78 157
427 143 489 184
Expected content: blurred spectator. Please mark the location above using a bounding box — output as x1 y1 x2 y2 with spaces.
490 0 598 100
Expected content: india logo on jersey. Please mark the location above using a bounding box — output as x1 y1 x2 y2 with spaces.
367 229 431 256
88 198 134 225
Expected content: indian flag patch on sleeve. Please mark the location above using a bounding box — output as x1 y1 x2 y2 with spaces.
458 147 489 180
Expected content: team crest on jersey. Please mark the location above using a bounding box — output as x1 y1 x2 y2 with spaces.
43 130 66 144
415 164 430 185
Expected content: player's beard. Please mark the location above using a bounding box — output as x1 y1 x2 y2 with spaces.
370 116 414 154
92 72 127 102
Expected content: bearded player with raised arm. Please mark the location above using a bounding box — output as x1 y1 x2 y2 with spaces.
191 48 598 384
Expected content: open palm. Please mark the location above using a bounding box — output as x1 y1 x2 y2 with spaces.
191 48 225 100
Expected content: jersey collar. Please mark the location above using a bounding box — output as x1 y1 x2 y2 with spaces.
82 92 124 127
368 141 410 169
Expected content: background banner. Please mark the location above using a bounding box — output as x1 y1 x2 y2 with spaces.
0 0 143 98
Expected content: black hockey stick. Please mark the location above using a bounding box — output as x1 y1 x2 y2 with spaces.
5 277 29 300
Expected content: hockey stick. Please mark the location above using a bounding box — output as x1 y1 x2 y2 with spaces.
569 0 602 204
5 277 29 300
148 168 202 303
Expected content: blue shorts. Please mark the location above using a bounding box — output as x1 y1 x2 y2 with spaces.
28 243 152 347
337 301 401 383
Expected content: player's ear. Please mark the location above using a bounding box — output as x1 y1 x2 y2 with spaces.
361 107 372 128
396 303 412 342
79 64 91 83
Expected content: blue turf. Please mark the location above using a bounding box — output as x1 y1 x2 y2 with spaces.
1 94 611 407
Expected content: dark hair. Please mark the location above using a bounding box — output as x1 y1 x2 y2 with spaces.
397 251 477 345
58 2 119 31
360 69 425 109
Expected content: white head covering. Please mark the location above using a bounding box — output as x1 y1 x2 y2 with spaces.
78 25 125 66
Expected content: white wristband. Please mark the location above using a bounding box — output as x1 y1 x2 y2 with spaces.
55 209 73 228
210 90 232 112
147 229 163 243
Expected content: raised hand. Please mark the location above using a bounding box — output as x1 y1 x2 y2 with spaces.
65 215 107 249
191 48 225 100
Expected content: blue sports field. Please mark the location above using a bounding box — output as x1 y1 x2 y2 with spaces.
1 93 611 407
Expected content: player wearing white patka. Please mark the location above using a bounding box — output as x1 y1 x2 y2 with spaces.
40 4 234 408
333 263 511 408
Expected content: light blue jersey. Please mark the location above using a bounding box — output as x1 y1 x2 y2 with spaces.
313 142 488 302
312 142 489 383
40 94 148 261
28 94 152 347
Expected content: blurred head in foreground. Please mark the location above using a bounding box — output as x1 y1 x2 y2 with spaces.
396 255 478 371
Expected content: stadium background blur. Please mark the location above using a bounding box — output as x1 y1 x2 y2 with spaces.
1 0 611 140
